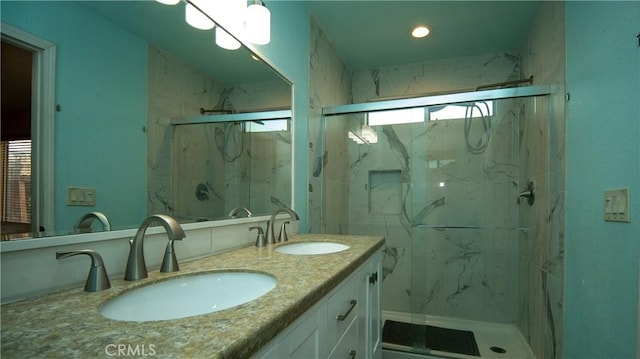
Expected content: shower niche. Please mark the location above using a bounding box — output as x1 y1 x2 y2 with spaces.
369 170 403 216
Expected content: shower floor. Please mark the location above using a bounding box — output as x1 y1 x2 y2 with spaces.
382 311 536 359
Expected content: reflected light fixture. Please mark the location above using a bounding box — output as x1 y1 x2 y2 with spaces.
216 27 242 50
157 0 271 50
214 0 245 50
411 25 431 38
246 0 271 45
185 0 215 30
348 125 378 145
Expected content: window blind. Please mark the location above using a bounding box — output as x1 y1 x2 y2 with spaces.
1 140 32 223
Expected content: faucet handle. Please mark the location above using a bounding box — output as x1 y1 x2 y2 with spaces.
56 250 111 292
277 221 290 243
250 226 266 247
160 240 180 273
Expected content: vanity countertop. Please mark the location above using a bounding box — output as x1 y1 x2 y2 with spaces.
1 233 384 358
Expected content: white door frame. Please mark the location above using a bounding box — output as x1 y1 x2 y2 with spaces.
1 22 56 235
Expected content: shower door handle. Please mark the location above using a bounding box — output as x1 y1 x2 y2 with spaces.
349 349 357 359
369 272 378 284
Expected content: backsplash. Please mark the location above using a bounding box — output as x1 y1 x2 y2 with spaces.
0 217 293 304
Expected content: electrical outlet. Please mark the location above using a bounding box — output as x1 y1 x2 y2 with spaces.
67 186 96 207
604 188 630 222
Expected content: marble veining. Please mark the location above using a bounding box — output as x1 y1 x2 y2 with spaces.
309 7 565 358
1 234 384 359
147 46 292 223
327 85 522 324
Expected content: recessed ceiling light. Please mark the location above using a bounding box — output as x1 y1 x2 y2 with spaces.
411 25 431 39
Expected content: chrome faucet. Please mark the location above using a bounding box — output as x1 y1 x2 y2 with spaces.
250 225 266 247
277 221 290 243
56 249 111 292
228 206 253 218
73 211 111 234
124 214 185 281
265 208 299 245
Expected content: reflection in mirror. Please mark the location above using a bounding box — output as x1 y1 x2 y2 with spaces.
172 116 292 223
0 0 292 241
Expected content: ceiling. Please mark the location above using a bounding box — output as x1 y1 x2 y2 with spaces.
74 1 541 83
307 0 541 70
80 1 282 85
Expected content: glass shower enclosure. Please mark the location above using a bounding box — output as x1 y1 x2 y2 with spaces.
319 86 551 356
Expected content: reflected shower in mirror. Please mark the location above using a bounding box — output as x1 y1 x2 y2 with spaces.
172 117 292 223
0 0 292 241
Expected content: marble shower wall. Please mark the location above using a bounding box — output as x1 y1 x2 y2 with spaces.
309 9 564 352
147 46 291 221
307 17 352 234
351 52 521 103
343 52 524 324
517 2 566 359
334 96 521 323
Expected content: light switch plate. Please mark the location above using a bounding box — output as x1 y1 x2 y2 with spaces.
604 187 630 222
67 186 96 207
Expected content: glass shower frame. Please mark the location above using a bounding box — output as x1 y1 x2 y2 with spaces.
320 86 551 325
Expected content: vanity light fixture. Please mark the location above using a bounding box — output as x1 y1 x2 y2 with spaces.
216 27 242 50
156 0 271 49
411 25 431 39
185 0 215 30
214 0 246 50
246 0 271 45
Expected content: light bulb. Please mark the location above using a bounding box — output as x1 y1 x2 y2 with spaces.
185 1 215 30
411 25 431 39
156 0 179 5
246 3 270 45
216 27 241 50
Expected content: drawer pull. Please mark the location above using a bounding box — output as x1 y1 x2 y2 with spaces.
349 349 357 359
337 299 357 321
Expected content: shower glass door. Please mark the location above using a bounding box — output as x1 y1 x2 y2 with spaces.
322 95 523 325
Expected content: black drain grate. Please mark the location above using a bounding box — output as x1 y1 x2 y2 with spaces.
490 346 507 354
382 320 481 357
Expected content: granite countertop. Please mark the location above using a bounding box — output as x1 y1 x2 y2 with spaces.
1 234 384 359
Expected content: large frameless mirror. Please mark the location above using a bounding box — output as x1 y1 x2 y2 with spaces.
0 0 292 241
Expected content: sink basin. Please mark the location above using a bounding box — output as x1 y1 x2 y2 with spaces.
275 241 350 255
99 271 276 322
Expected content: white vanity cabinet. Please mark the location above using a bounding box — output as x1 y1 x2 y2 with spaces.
363 249 383 359
254 248 383 359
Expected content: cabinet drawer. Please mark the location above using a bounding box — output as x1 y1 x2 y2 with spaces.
328 317 359 359
327 273 360 349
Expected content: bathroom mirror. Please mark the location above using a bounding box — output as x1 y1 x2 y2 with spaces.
0 0 292 240
172 116 292 223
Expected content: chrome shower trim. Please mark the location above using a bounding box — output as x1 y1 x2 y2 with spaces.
321 85 554 117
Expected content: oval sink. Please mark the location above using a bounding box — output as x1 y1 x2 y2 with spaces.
99 271 276 322
275 241 350 255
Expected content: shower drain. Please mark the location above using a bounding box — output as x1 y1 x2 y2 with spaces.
490 346 507 354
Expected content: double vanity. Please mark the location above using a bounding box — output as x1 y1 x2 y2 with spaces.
1 233 384 358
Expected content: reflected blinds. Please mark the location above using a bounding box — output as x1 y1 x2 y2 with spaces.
1 140 31 223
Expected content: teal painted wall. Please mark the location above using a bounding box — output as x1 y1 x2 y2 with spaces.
250 1 310 231
1 2 148 233
565 2 640 358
